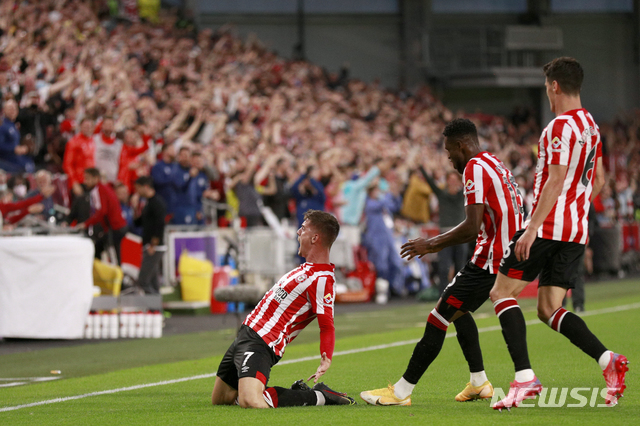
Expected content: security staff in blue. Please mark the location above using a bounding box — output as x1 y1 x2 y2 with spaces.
187 151 209 225
172 146 198 225
151 143 178 217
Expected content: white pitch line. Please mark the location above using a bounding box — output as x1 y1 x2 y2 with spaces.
2 301 639 413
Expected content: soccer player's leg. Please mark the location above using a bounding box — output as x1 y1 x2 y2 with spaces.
361 268 470 406
537 245 628 407
233 341 281 408
490 230 547 410
212 339 240 405
448 264 496 401
211 377 238 406
238 377 270 408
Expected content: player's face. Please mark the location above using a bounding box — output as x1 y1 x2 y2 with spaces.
444 137 465 174
297 219 316 258
545 78 556 114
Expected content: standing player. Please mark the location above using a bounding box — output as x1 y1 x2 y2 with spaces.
490 57 628 410
211 210 356 408
360 118 525 406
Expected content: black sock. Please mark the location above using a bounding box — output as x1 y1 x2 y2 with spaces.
454 313 485 373
494 298 531 372
403 309 449 384
547 308 607 360
264 387 318 407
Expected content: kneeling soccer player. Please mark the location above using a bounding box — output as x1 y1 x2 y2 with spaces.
211 210 355 408
361 119 525 406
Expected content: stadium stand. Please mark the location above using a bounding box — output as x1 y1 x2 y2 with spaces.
0 0 638 290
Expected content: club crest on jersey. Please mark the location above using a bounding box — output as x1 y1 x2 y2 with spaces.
296 274 307 283
323 293 334 305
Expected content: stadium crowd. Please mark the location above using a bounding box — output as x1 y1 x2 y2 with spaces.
1 0 639 291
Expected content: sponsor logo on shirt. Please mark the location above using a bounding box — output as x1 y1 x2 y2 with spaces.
464 179 478 195
465 179 475 191
274 287 288 303
579 126 596 146
323 293 334 305
550 136 564 152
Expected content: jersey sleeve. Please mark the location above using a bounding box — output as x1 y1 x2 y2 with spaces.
308 274 335 359
547 119 571 166
463 162 486 206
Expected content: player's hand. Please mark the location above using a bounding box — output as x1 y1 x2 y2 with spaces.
307 352 331 383
400 237 436 261
515 228 536 262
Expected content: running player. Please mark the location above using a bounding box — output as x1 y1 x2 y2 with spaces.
360 118 525 406
211 209 355 408
490 57 628 410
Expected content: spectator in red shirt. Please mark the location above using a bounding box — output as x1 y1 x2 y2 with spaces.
77 168 128 264
118 129 150 192
63 118 95 197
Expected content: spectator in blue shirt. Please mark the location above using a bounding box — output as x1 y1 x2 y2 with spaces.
0 100 34 173
187 151 209 225
172 146 198 225
151 143 177 216
362 183 404 296
290 165 326 228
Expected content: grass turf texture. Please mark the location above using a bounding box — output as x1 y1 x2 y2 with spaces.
1 279 638 425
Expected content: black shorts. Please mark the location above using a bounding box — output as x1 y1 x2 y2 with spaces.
441 262 496 313
216 325 281 389
498 229 586 289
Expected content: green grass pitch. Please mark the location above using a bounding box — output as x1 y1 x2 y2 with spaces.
1 279 639 425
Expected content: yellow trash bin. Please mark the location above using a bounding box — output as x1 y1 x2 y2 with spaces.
178 251 214 302
93 259 124 296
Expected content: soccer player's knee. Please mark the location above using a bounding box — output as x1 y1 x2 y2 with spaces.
537 306 553 323
238 393 267 409
435 302 458 322
489 287 501 302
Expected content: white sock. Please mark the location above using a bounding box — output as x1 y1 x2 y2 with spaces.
598 351 614 370
515 369 535 383
393 377 415 399
470 371 488 387
315 390 326 406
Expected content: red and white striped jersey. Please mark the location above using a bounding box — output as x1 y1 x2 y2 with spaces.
531 108 602 244
244 262 336 357
463 152 525 273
